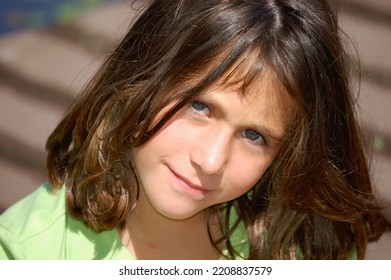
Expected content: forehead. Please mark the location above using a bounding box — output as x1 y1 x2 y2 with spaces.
192 46 285 98
220 52 291 110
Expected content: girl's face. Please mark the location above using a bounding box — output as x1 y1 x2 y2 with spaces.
132 76 291 221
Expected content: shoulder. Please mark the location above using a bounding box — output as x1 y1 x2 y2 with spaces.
0 182 68 259
0 183 67 234
0 183 134 260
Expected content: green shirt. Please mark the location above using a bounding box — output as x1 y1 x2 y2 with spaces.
0 183 248 260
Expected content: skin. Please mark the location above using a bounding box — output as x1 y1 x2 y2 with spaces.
122 73 292 259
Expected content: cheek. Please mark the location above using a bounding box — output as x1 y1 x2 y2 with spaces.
227 159 270 196
136 119 183 153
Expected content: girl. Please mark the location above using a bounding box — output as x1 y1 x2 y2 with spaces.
0 0 388 259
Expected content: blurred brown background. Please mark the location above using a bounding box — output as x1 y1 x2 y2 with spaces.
0 0 390 259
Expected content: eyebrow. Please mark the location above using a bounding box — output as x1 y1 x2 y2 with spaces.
253 123 285 143
198 92 286 143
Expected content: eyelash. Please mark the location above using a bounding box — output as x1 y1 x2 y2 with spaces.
190 100 267 147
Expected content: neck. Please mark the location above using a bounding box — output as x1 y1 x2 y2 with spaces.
120 194 220 259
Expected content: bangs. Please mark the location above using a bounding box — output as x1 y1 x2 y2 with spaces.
217 48 285 98
179 46 286 99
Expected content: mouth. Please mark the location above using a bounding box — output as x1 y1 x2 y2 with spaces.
168 167 212 196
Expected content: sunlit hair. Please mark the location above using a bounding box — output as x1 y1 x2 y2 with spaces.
46 0 388 259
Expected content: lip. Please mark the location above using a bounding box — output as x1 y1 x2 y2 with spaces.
168 167 212 196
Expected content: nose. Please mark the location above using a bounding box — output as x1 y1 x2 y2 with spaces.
189 126 231 175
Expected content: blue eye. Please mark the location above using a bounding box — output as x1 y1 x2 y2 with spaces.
241 129 266 145
191 101 211 115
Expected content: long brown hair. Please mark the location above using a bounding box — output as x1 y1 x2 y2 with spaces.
46 0 388 259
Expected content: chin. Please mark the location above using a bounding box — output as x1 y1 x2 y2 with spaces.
153 203 207 221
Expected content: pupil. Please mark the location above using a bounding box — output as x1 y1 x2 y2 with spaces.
246 130 259 141
192 101 205 111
